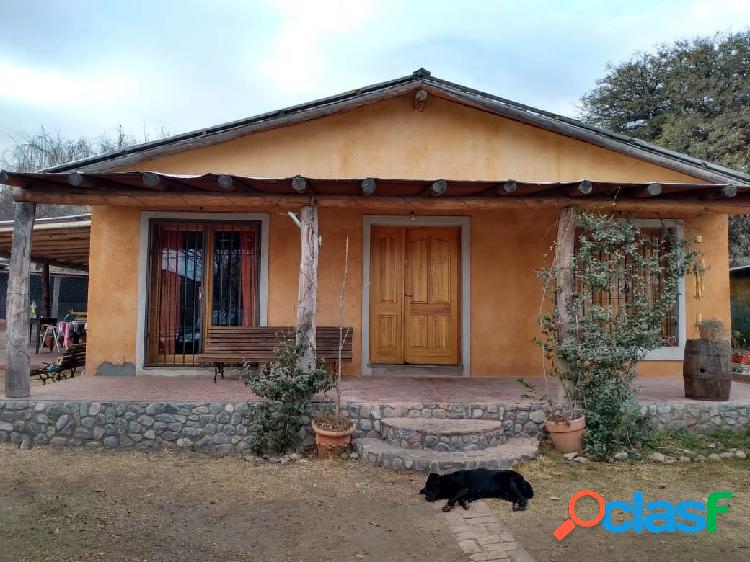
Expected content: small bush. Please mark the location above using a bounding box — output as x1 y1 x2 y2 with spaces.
243 340 334 454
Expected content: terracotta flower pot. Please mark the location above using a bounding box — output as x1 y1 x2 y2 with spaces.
732 353 750 365
312 421 355 459
545 416 586 454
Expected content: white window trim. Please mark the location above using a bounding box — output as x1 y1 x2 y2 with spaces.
135 211 270 375
586 217 686 361
361 215 471 376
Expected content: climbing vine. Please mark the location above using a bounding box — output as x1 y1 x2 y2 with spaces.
538 212 703 458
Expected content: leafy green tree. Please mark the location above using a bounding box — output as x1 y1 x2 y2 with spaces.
581 31 750 264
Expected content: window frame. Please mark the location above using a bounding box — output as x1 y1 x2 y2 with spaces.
576 217 686 361
136 212 269 373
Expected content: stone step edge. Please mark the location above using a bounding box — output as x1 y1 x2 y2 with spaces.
379 417 505 435
354 437 539 473
379 417 506 452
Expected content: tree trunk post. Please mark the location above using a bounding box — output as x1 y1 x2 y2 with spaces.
5 202 36 398
554 205 576 402
295 204 320 370
41 263 50 317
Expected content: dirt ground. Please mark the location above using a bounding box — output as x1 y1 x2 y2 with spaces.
0 445 461 562
492 448 750 562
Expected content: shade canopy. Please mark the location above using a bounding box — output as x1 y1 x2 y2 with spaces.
0 213 90 271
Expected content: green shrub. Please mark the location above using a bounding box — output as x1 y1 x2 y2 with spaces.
538 213 702 459
243 339 334 454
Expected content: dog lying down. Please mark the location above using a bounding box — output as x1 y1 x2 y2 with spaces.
420 468 534 512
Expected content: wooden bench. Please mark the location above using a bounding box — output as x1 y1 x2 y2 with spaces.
30 343 86 385
200 326 353 382
71 311 88 323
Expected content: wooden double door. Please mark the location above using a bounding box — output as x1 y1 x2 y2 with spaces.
369 226 460 365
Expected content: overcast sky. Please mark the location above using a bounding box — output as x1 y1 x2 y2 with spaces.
0 0 748 154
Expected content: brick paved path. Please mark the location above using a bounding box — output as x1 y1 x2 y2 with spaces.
441 501 536 562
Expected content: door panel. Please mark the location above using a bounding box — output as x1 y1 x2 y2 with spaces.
369 227 404 364
404 228 459 365
369 225 460 366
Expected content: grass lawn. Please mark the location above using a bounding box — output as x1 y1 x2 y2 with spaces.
492 446 750 562
0 445 460 562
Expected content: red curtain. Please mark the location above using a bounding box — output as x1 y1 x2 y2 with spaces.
159 230 184 354
239 231 256 326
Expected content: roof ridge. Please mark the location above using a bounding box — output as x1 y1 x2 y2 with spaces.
422 75 750 183
45 71 424 173
41 69 750 184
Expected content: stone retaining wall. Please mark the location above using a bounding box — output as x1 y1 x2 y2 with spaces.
640 402 750 432
0 400 274 454
1 398 748 454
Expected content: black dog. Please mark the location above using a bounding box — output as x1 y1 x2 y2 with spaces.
420 469 534 512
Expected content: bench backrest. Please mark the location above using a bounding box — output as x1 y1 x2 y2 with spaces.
204 326 353 363
60 343 86 367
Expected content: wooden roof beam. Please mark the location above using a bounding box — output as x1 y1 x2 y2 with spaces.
361 177 377 196
629 183 663 198
0 250 88 272
143 172 165 190
659 184 738 199
565 180 593 197
425 179 447 196
496 180 517 195
292 175 308 193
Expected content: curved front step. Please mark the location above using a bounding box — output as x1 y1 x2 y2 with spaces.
380 417 505 451
354 437 539 473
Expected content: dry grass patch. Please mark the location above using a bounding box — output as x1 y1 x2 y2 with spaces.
490 448 750 561
0 445 460 562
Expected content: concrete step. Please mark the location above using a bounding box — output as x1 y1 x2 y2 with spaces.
380 417 505 451
354 437 539 473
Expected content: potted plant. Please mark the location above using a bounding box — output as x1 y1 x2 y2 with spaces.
312 237 355 458
518 377 585 454
698 318 725 340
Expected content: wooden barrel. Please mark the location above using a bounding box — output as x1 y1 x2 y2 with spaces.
683 339 732 401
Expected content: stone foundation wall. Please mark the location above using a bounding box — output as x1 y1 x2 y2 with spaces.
0 400 277 454
640 402 750 432
1 398 748 454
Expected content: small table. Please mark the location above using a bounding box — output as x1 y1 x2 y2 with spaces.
29 317 58 354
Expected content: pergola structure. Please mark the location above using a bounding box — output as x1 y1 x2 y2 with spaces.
2 168 750 398
0 213 90 272
1 170 749 212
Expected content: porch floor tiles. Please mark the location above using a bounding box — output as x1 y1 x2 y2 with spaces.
3 373 750 404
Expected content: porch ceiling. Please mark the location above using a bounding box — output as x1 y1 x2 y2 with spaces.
2 170 750 212
0 213 90 271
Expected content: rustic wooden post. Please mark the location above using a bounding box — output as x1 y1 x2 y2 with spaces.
41 263 50 317
5 202 36 398
554 205 576 401
294 204 320 370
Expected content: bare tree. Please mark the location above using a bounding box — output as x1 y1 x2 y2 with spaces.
0 125 167 219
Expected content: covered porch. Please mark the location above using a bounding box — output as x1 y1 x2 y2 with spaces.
6 371 750 405
1 170 749 392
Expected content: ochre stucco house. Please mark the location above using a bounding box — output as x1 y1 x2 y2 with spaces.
5 69 750 380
